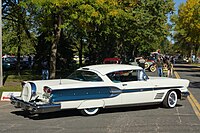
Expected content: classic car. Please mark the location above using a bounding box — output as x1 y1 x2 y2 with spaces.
103 58 121 64
144 57 157 72
10 64 190 116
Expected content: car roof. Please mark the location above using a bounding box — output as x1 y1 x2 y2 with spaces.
79 64 142 75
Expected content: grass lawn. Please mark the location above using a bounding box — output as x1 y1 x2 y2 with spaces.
0 70 41 97
0 68 72 97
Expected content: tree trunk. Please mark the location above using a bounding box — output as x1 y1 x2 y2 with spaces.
194 44 199 58
79 38 83 67
50 13 61 79
16 21 21 76
16 44 21 76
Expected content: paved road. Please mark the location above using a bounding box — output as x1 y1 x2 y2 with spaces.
174 64 200 104
0 64 199 133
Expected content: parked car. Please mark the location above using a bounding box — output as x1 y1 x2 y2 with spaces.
20 57 30 69
10 64 190 116
2 57 17 70
103 58 121 64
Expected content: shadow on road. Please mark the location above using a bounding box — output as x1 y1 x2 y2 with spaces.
174 64 200 89
174 64 200 73
11 109 81 120
189 82 200 89
174 64 200 69
11 104 183 120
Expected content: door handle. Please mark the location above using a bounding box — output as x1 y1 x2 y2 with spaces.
122 84 127 86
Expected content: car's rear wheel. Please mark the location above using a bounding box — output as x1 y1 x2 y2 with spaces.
80 108 99 116
163 91 177 108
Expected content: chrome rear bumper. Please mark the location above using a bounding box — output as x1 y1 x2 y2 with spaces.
10 96 61 114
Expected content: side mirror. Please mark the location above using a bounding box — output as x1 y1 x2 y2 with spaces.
143 75 148 81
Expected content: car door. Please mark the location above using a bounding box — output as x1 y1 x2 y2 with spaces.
120 70 155 105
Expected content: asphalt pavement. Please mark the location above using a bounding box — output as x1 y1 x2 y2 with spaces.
173 64 200 104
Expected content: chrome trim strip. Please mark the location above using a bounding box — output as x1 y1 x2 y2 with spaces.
105 102 161 109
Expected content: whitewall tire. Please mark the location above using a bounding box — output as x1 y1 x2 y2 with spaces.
80 108 99 116
163 91 178 108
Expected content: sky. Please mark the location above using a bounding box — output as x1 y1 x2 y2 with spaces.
174 0 187 12
167 0 187 43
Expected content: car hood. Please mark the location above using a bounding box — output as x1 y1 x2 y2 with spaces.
148 76 190 88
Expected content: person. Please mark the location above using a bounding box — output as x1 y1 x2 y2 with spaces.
138 56 146 70
162 63 168 77
156 57 163 77
167 60 173 77
41 58 49 80
192 54 195 63
28 55 32 69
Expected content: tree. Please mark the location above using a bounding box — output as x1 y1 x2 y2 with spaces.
2 0 175 79
2 0 36 75
66 0 174 62
173 0 200 57
30 0 68 78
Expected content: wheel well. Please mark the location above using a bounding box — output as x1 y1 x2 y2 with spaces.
172 89 181 99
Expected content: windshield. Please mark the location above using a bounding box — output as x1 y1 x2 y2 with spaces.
67 70 103 82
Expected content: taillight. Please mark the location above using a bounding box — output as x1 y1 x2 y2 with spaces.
43 86 52 94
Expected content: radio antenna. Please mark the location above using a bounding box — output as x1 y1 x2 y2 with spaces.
59 77 62 85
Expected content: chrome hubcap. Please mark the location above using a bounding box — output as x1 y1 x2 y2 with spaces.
168 92 177 107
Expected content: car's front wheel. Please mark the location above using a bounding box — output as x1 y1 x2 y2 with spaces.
80 108 99 116
163 91 178 108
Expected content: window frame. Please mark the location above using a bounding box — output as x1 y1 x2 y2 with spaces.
67 70 103 82
106 69 148 83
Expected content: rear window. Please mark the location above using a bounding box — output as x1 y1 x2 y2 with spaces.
67 70 103 82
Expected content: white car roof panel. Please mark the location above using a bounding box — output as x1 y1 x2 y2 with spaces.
79 64 142 75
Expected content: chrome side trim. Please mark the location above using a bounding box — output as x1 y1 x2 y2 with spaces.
105 102 161 109
10 95 61 114
154 93 164 99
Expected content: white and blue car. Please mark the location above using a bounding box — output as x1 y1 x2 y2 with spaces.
10 64 190 116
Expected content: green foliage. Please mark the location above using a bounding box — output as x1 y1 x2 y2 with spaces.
3 22 35 55
2 0 175 77
172 0 200 56
2 0 36 56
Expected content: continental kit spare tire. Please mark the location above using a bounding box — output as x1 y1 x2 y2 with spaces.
21 83 32 102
